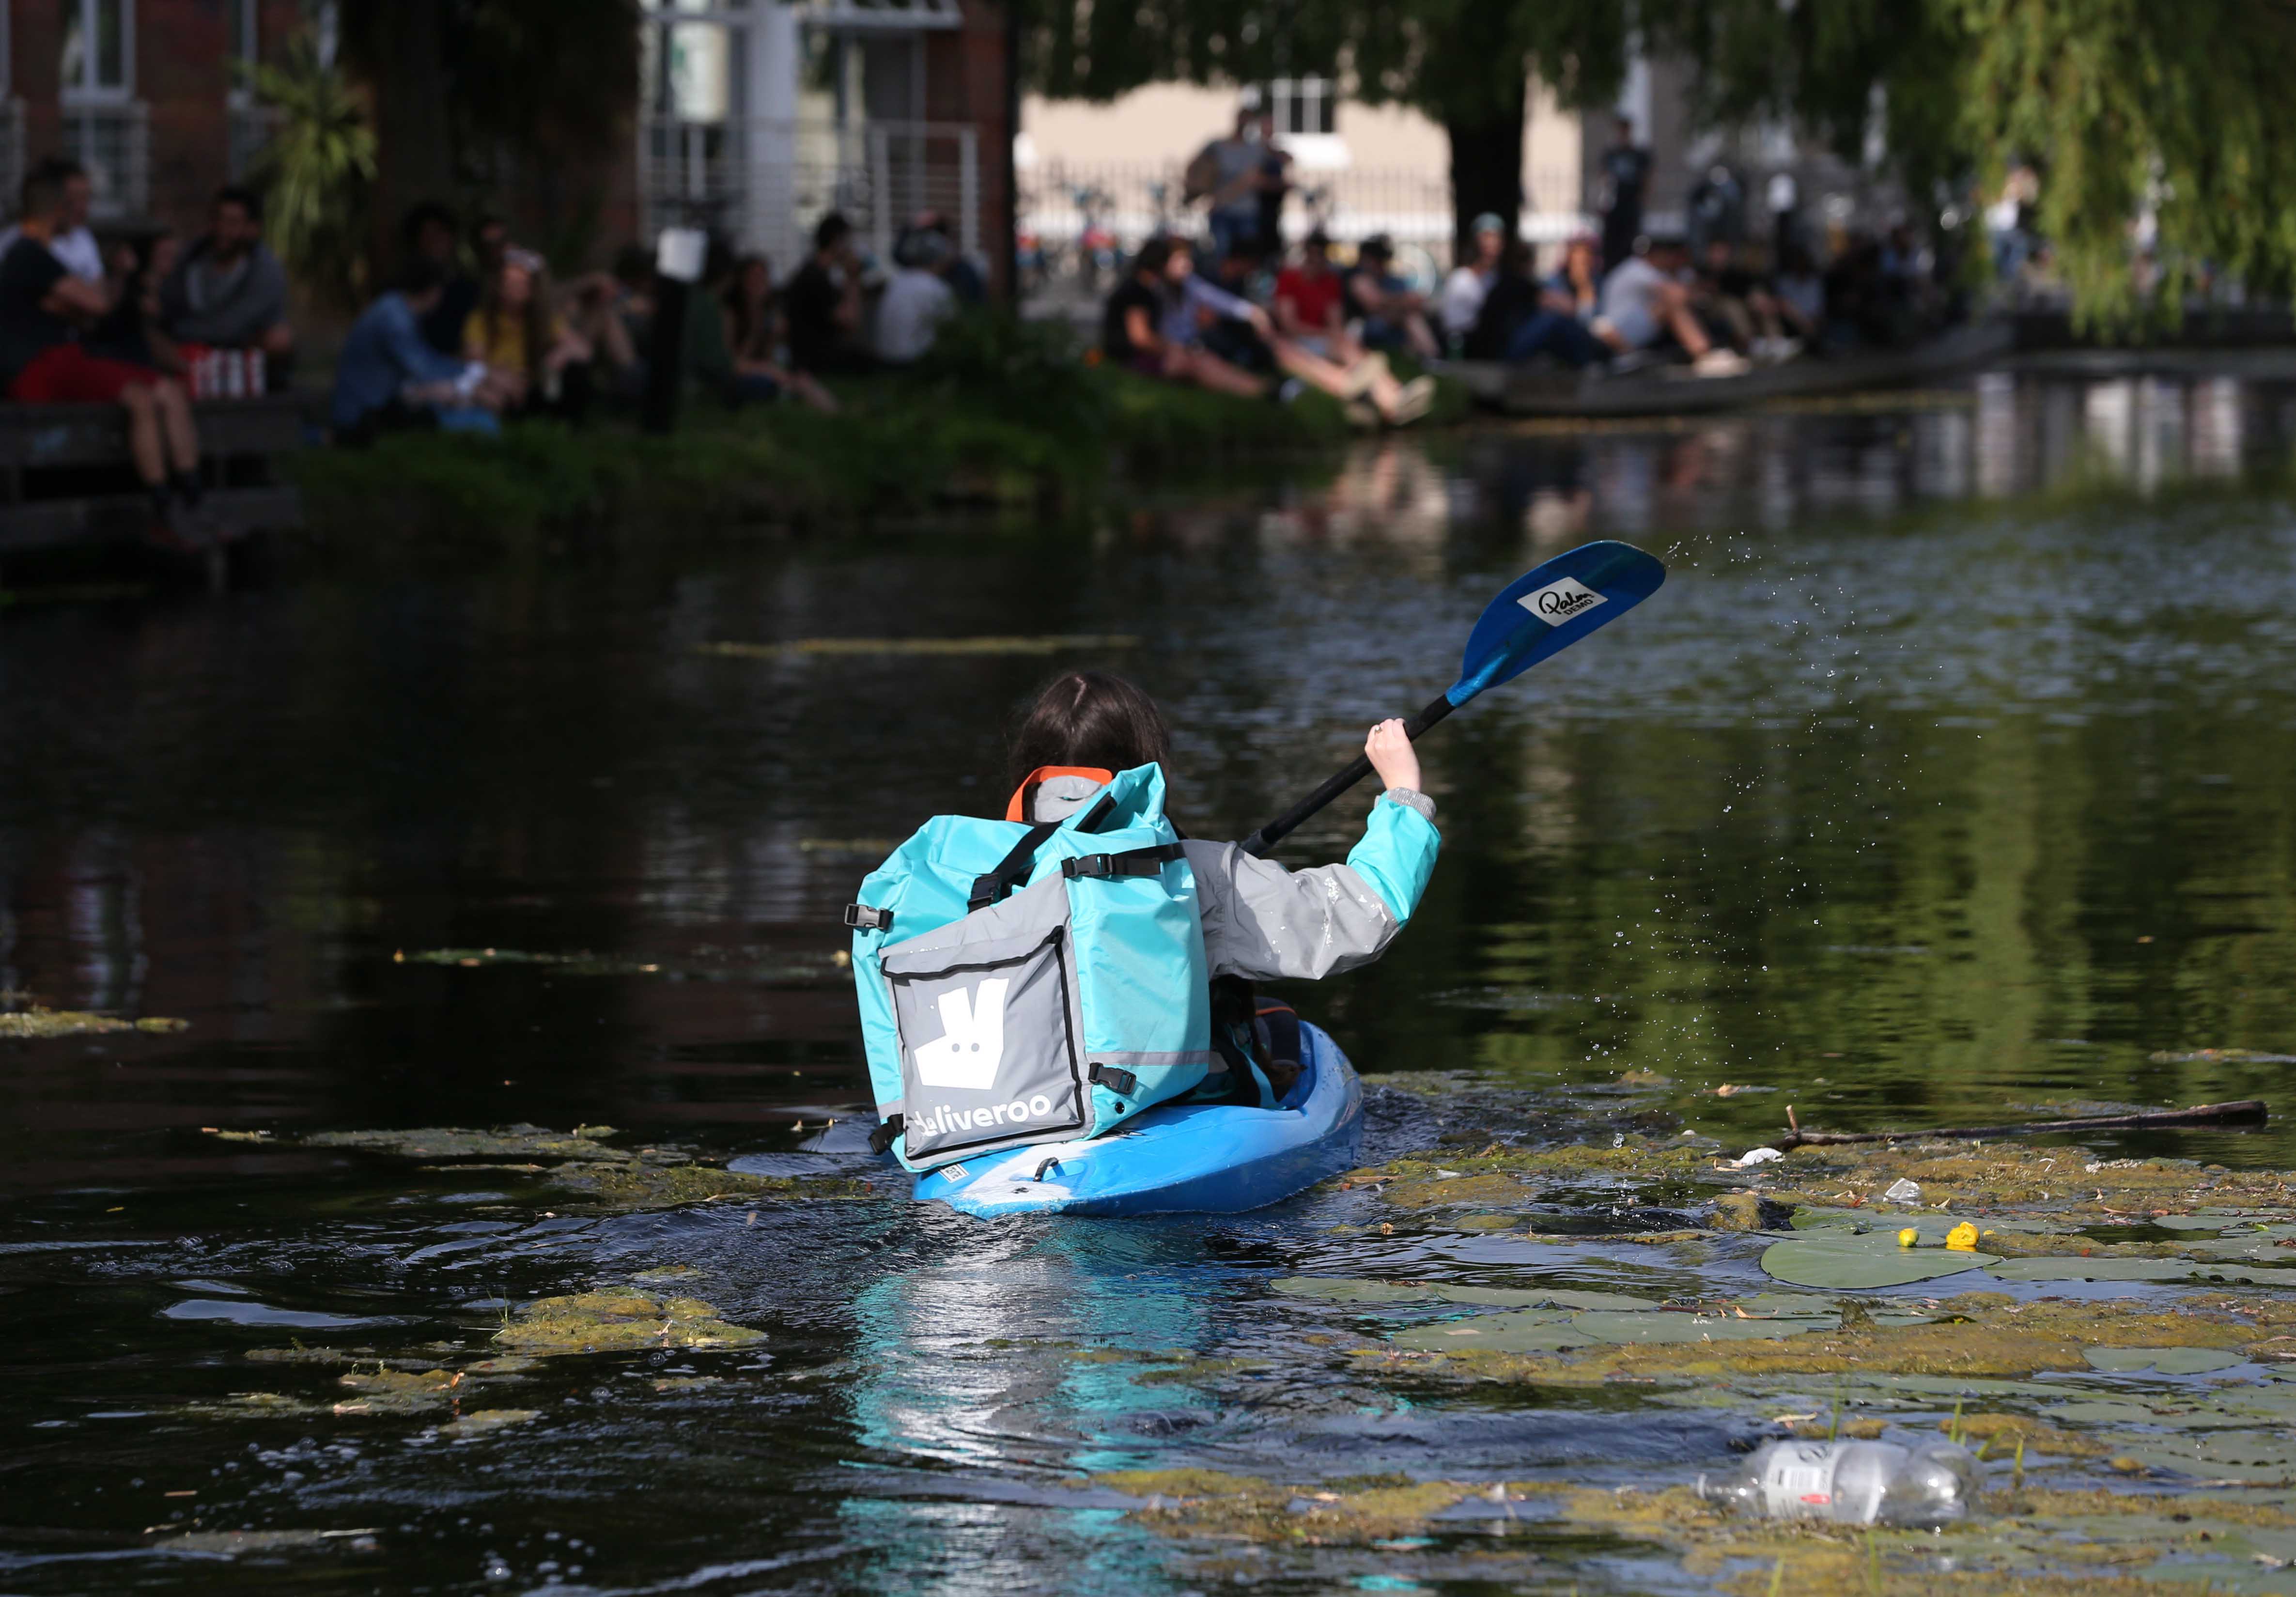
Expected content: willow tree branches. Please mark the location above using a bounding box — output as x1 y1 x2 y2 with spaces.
1018 0 2296 328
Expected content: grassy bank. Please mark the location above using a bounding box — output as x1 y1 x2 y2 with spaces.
285 316 1459 540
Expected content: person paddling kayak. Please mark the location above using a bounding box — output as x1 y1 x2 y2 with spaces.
1001 671 1440 1104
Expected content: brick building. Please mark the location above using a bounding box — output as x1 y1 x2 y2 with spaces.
2 0 305 233
0 0 1017 293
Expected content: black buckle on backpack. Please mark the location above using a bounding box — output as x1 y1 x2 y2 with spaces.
843 903 892 932
1062 843 1184 882
867 1115 904 1155
1089 1063 1139 1097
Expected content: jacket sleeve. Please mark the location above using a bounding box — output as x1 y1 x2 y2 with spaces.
384 299 465 387
1186 791 1441 982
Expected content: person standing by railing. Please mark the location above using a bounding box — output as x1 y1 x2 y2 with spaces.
1185 107 1279 262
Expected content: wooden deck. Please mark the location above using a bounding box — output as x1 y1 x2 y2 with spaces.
0 393 306 559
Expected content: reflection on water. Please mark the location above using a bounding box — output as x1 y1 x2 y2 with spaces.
4 366 2296 1591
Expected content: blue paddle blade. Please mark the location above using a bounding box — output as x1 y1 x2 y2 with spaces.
1447 540 1666 707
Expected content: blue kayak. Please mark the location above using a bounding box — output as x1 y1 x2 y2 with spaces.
909 1020 1364 1217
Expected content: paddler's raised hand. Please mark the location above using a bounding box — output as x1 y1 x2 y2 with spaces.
1365 718 1420 794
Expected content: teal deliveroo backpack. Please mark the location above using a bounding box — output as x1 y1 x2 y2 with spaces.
844 763 1213 1172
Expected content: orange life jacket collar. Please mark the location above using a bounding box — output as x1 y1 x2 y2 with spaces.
1004 766 1115 822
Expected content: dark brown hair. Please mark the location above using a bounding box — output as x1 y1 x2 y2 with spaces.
1007 671 1172 791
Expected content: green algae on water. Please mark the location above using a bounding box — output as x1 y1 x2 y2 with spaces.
1093 1468 1483 1544
436 1408 540 1438
492 1288 764 1356
0 1007 188 1038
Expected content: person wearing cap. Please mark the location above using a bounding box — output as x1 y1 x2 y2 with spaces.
1440 214 1507 351
1597 233 1748 376
877 226 957 364
1344 234 1439 360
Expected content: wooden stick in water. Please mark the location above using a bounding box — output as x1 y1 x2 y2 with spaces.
1774 1099 2268 1151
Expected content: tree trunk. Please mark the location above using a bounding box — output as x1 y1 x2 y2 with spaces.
353 0 459 282
1443 84 1527 268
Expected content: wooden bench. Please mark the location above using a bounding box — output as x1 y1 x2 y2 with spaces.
0 393 306 557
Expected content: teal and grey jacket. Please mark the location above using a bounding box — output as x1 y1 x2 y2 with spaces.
1024 771 1441 981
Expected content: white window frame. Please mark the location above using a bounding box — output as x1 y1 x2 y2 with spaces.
227 0 258 107
61 0 136 106
1263 75 1335 138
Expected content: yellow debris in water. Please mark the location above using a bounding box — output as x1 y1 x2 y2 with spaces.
1945 1221 1980 1252
1898 1227 1919 1248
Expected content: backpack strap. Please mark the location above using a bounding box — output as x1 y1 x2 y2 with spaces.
968 821 1060 912
1061 842 1184 882
968 793 1126 912
868 1114 904 1156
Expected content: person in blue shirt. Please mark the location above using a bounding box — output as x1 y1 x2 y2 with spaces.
329 260 500 444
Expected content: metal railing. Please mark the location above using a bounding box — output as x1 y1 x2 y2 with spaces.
638 116 979 274
1018 158 1592 261
60 101 149 219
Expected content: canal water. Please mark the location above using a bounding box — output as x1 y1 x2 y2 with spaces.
5 366 2296 1593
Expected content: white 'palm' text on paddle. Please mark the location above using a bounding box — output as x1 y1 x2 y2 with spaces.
1518 576 1606 624
912 978 1009 1091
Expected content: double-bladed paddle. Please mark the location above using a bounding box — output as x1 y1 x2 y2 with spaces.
1238 539 1667 857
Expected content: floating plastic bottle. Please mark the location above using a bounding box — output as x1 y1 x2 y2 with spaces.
1696 1439 1981 1527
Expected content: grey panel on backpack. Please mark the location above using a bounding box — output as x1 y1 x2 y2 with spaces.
883 879 1088 1161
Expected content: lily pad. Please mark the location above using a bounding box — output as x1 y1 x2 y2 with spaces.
2104 1429 2296 1482
2083 1346 2245 1375
1390 1311 1583 1353
1389 1306 1833 1353
1986 1257 2296 1285
1271 1277 1659 1311
1567 1309 1831 1345
1759 1232 2001 1289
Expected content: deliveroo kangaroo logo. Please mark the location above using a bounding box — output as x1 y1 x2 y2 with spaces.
912 978 1009 1091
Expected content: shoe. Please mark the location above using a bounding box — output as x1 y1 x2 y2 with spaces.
1692 349 1753 378
146 493 217 554
145 510 202 557
1388 376 1437 425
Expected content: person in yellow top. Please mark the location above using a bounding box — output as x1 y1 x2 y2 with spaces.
462 247 590 414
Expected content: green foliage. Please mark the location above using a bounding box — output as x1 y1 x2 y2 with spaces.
902 310 1113 447
284 373 1354 543
1023 0 2296 329
1948 0 2296 330
244 36 377 310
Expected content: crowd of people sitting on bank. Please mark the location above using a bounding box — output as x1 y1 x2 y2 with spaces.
1439 214 1960 374
327 207 977 443
1114 200 1962 393
0 156 294 545
1100 232 1440 426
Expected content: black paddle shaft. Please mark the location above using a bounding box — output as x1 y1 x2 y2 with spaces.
1239 693 1455 858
